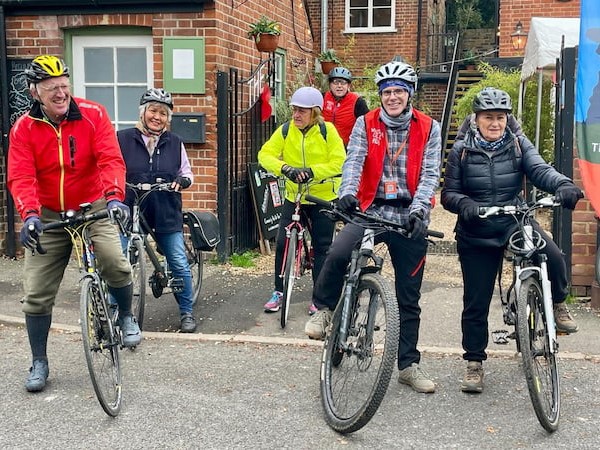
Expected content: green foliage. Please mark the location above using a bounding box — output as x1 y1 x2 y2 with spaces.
229 251 259 268
447 0 494 30
247 16 281 38
454 63 555 162
317 49 341 64
351 64 380 110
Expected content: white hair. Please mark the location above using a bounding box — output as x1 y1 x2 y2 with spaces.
139 101 173 122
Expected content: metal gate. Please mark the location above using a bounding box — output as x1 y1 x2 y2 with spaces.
215 59 276 259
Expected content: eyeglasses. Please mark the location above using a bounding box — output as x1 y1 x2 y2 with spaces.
330 79 348 86
39 83 71 94
381 89 408 98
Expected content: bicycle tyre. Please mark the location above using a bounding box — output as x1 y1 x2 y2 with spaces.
128 237 146 329
320 273 399 434
516 276 560 432
184 231 204 306
280 228 298 328
80 277 123 417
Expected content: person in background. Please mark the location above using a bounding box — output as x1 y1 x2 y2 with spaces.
322 67 369 148
117 88 197 333
258 86 346 315
441 87 583 393
8 55 140 393
305 61 442 394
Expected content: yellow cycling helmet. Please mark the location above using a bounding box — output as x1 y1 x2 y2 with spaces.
24 55 70 83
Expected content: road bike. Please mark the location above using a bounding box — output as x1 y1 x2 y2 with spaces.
481 195 562 432
34 204 125 416
125 181 204 329
307 194 443 433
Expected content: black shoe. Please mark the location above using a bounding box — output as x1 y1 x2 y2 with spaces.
180 313 197 333
25 359 49 392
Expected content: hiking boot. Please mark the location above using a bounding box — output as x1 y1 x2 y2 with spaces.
263 291 283 313
461 361 484 393
308 302 318 316
398 363 435 393
180 313 197 333
304 309 332 340
554 302 578 333
25 359 49 393
119 314 142 348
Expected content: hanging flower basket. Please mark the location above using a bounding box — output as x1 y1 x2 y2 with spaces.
253 33 280 52
248 16 281 53
320 61 338 75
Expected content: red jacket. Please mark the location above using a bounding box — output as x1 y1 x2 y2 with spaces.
322 91 360 146
357 107 433 211
8 97 126 219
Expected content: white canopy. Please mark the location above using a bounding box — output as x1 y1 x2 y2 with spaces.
521 17 580 81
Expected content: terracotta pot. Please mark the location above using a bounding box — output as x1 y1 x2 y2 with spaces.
320 61 338 75
254 34 279 52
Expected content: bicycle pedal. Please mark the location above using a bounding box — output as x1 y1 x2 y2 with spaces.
492 329 510 345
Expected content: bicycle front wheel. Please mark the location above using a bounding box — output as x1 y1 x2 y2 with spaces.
184 232 204 306
280 228 298 328
80 277 122 417
320 273 399 434
128 237 146 329
517 276 560 432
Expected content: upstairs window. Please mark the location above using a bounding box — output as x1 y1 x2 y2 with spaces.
346 0 396 33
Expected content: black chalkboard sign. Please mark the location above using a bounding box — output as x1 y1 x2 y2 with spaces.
8 58 34 126
248 162 284 245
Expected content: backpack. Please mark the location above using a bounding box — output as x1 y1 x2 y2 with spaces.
281 121 327 141
183 211 221 251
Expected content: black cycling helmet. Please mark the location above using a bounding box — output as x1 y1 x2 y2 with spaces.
472 87 512 113
328 67 352 82
24 55 70 83
140 88 174 110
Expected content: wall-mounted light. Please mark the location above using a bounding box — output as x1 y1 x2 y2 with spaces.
511 21 528 51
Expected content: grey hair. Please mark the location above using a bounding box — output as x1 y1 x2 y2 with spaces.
139 101 173 122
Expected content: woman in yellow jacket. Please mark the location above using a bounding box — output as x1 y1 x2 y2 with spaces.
258 87 346 314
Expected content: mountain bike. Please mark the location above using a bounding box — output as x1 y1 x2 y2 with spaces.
33 204 125 416
307 194 443 434
480 195 562 432
125 181 204 329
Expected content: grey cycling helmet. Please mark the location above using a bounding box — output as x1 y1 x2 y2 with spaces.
328 67 352 82
140 88 173 109
290 86 323 110
472 88 512 113
374 61 418 90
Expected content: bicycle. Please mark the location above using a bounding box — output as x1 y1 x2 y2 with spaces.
33 203 125 416
480 195 562 432
124 181 204 329
278 177 339 329
306 194 443 433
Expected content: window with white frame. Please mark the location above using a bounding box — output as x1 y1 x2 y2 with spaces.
346 0 396 33
72 35 153 130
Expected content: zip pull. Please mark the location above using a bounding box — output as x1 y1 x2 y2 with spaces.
69 136 76 167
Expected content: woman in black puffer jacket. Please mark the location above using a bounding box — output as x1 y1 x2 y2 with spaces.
441 87 583 393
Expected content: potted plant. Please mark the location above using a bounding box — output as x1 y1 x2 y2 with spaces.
462 49 478 70
247 16 281 52
317 49 342 75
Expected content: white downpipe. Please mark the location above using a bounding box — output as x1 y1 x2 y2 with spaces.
321 0 328 52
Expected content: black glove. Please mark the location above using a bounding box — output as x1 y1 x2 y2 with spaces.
20 216 43 252
555 183 583 210
297 168 314 184
107 200 130 226
458 198 480 224
173 176 192 190
281 165 302 183
407 210 426 239
338 194 359 213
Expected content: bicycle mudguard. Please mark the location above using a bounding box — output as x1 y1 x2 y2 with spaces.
183 211 221 250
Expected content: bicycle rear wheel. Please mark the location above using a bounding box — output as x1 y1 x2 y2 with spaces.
517 276 560 432
80 277 122 417
320 273 399 434
183 231 204 306
128 237 146 329
280 228 298 328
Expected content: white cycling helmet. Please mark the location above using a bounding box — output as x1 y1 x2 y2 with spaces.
374 61 418 90
290 86 323 110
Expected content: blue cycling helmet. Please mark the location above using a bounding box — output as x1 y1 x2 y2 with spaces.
328 67 352 82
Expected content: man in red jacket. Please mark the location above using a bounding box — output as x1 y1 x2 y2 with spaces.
8 55 141 393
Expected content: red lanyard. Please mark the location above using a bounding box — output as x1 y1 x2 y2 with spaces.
386 137 408 165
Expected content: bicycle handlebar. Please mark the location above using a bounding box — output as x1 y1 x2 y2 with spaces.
126 181 174 192
305 194 444 239
478 196 560 219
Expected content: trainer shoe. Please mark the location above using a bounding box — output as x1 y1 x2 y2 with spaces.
554 302 578 333
263 291 283 312
308 302 318 315
305 309 332 340
25 359 49 393
119 313 142 348
460 361 484 393
398 363 435 393
180 313 197 333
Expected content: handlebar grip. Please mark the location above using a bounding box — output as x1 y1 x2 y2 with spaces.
305 194 333 208
427 230 444 239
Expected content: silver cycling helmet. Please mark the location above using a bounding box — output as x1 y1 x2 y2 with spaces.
374 61 418 90
472 87 512 113
140 88 173 110
290 86 323 110
328 67 352 82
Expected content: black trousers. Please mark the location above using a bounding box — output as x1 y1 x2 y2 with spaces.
458 221 569 362
273 200 335 292
313 222 428 370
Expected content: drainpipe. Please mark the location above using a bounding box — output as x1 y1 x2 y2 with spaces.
416 0 423 66
321 0 328 53
0 6 16 258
